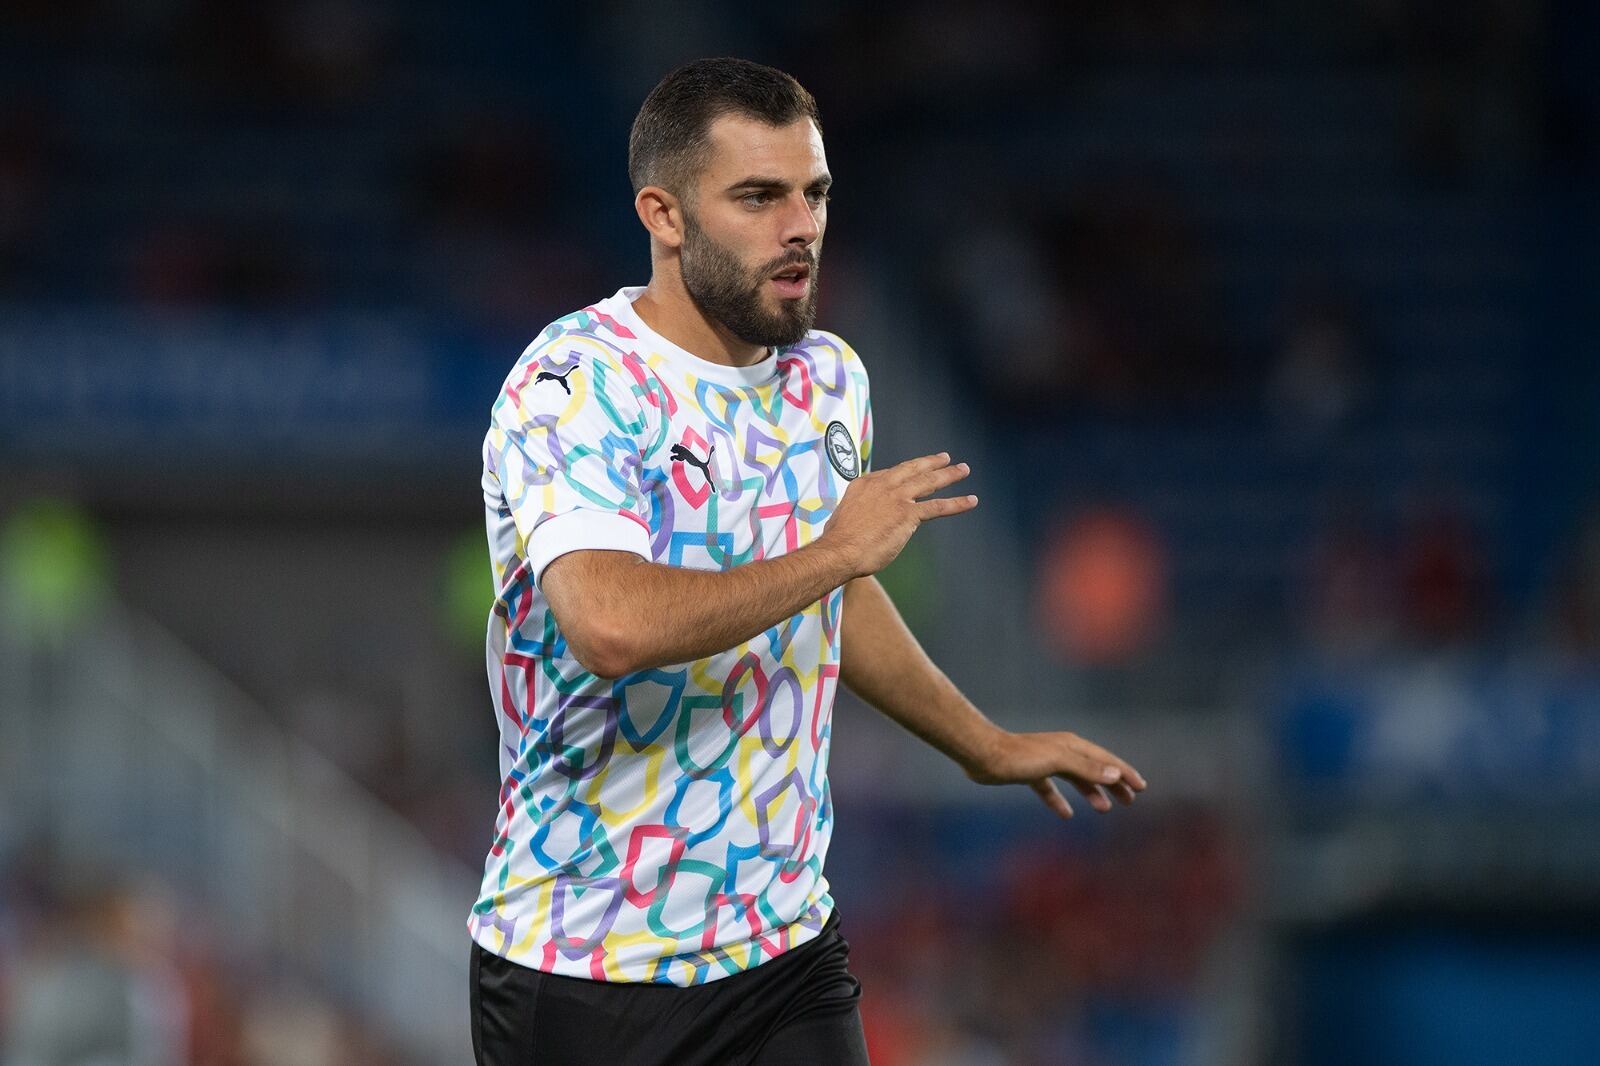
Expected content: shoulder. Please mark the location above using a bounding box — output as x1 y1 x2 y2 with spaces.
782 329 870 392
509 304 638 386
791 328 864 369
493 303 644 422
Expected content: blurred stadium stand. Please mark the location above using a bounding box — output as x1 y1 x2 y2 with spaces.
2 604 469 1064
2 2 1598 1064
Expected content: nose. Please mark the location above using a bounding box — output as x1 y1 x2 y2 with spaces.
781 191 821 249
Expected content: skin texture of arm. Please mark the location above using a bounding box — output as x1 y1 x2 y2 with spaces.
838 575 1147 818
837 574 1006 776
541 451 976 679
540 541 854 680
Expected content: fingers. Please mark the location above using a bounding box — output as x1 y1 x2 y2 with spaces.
908 460 971 499
1031 778 1074 820
1069 779 1114 813
1051 765 1130 804
891 453 973 494
1042 734 1146 810
1003 733 1146 820
1070 736 1147 792
915 494 979 521
1052 744 1124 789
893 452 953 479
870 453 977 523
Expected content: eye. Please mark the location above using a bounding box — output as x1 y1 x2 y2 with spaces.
806 189 831 206
742 192 772 207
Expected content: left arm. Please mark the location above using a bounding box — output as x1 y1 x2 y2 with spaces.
838 576 1146 818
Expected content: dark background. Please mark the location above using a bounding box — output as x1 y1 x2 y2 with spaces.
2 3 1597 1064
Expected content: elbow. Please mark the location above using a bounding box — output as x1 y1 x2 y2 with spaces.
541 552 653 679
565 615 643 680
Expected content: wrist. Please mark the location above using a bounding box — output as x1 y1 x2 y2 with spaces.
808 532 863 585
961 724 1012 783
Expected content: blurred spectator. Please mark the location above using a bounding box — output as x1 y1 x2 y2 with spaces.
1265 287 1369 446
939 169 1236 421
128 225 310 308
1298 495 1396 655
408 111 603 330
1397 493 1493 646
0 858 409 1066
2 882 188 1066
411 113 559 235
178 950 245 1066
937 215 1066 418
172 2 387 117
1042 171 1235 418
999 812 1240 996
238 987 351 1066
1037 505 1167 663
846 807 1242 1065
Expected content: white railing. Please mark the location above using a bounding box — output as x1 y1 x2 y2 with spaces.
1 605 478 1065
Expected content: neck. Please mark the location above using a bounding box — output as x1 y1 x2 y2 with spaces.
631 271 768 368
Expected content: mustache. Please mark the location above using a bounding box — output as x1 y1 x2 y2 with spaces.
756 249 817 277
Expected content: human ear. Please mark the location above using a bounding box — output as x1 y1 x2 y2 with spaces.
634 186 685 249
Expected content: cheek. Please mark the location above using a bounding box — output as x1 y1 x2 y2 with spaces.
709 218 769 271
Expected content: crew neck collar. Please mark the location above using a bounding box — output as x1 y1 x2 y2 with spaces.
604 285 781 387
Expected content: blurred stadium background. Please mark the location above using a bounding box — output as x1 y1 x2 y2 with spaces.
2 2 1597 1064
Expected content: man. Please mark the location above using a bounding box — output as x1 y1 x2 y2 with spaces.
469 57 1146 1065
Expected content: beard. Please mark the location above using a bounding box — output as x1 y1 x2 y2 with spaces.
679 214 820 349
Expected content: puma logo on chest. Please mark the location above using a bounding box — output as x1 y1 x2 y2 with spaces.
669 442 715 491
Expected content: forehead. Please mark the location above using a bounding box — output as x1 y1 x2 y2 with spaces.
700 113 827 184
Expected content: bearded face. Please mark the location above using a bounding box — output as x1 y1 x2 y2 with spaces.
679 209 820 350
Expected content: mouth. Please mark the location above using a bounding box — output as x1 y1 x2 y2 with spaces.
768 263 812 300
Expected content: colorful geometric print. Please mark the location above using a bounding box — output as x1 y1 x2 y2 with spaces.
470 287 872 986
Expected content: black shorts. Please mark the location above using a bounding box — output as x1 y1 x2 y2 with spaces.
469 909 870 1065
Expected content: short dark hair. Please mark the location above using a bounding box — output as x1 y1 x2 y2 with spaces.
628 58 821 198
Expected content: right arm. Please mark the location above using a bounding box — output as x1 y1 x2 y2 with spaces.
543 452 975 678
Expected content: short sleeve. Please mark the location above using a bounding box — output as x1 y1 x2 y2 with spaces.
486 344 654 586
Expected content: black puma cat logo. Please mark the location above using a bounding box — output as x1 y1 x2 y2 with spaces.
669 443 715 491
536 367 576 394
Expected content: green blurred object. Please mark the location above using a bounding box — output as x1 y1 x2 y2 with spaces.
444 528 496 653
0 498 110 645
875 536 938 638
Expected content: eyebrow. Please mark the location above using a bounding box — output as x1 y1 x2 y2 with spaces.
726 173 833 194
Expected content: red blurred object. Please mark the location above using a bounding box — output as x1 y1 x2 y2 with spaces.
1037 506 1167 662
1399 497 1490 645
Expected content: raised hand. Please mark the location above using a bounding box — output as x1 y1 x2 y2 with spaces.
820 452 977 579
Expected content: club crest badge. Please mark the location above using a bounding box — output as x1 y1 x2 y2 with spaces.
824 420 860 481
